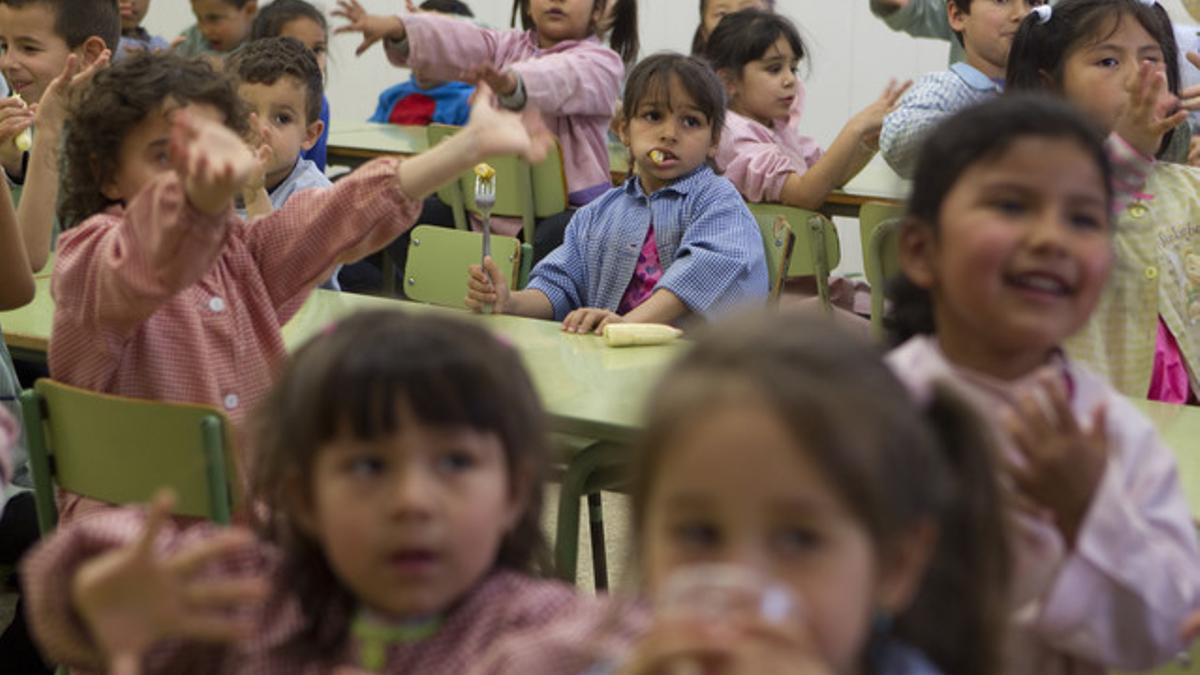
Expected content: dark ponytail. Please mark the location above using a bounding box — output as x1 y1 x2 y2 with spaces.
510 0 639 66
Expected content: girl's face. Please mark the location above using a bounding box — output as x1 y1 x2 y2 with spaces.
619 75 718 194
1060 14 1167 136
726 36 798 126
642 401 930 673
300 406 524 618
529 0 603 48
901 136 1113 379
702 0 770 38
101 101 225 205
278 16 328 77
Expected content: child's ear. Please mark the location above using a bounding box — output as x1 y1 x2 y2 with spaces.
717 68 739 100
875 520 938 614
945 0 968 34
897 217 939 291
243 0 259 19
79 36 108 66
285 470 320 537
707 126 721 159
501 460 534 533
616 116 632 148
302 117 325 152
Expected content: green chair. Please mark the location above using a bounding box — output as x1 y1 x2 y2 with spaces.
20 379 237 533
427 124 568 244
747 203 841 310
858 202 905 341
750 209 797 304
403 225 529 309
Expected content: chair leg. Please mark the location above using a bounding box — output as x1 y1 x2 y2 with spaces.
554 465 586 583
586 492 608 591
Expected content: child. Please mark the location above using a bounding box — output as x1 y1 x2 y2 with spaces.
479 312 1012 675
880 0 1044 178
705 10 909 209
335 0 637 261
466 53 769 335
49 52 551 522
369 0 476 128
250 0 330 172
116 0 168 60
887 92 1200 672
0 0 119 271
21 310 594 674
1006 0 1199 403
226 37 328 219
689 0 773 55
176 0 257 59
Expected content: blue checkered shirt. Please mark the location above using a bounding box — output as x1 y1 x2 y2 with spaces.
880 63 1002 178
527 165 769 320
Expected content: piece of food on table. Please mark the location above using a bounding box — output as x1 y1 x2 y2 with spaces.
603 323 682 347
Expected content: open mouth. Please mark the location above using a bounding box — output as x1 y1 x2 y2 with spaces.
1004 271 1073 298
388 549 440 574
648 149 678 166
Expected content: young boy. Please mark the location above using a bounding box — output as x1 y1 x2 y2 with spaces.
115 0 167 59
175 0 256 59
369 0 475 126
0 0 118 271
879 0 1044 177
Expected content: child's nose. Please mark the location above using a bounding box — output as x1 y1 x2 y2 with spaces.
387 468 437 518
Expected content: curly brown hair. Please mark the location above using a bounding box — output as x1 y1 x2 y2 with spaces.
249 309 552 664
58 52 249 228
225 36 323 125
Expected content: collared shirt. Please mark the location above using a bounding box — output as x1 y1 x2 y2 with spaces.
880 62 1002 178
715 90 824 203
526 166 769 320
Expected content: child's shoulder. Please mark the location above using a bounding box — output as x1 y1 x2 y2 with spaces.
465 570 583 625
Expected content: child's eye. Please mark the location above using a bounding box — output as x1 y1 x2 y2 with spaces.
642 110 661 122
1069 211 1105 230
682 115 703 128
344 455 386 478
772 527 821 555
671 521 721 550
435 450 477 473
1096 57 1119 68
273 113 292 126
990 197 1027 215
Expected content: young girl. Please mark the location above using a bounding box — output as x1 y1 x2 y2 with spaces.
887 92 1200 673
1005 0 1200 403
21 310 592 674
50 52 550 521
251 0 331 172
466 53 769 335
704 10 909 209
690 0 774 55
334 0 636 259
477 312 1011 675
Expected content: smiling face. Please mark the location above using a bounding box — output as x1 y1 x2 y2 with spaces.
701 0 769 38
528 0 602 48
948 0 1045 80
190 0 256 53
238 76 322 190
0 2 73 103
642 399 929 674
101 101 225 205
1060 13 1168 137
301 406 523 619
726 35 797 127
619 73 718 194
901 135 1113 379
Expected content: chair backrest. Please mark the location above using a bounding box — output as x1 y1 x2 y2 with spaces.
751 211 796 303
859 201 905 340
427 124 568 242
747 203 841 310
20 380 237 532
404 225 524 308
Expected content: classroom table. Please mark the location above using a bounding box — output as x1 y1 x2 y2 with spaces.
326 122 909 217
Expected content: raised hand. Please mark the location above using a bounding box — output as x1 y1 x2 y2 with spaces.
464 84 554 164
466 255 511 313
849 78 912 150
463 63 519 98
1114 61 1187 158
168 109 259 215
333 0 406 56
1004 371 1108 545
72 491 269 674
37 51 111 132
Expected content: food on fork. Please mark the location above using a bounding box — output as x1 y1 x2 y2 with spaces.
474 162 496 182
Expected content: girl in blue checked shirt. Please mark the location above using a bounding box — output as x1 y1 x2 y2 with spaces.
467 52 769 334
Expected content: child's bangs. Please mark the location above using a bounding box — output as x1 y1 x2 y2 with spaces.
623 56 725 132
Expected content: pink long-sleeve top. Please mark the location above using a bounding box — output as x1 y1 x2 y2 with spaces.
713 89 824 203
888 336 1200 674
20 508 591 674
387 13 622 206
48 159 420 519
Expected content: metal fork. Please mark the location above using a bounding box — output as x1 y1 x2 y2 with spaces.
474 174 497 313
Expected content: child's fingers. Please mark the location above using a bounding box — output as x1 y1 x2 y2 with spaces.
110 652 141 675
165 529 257 578
176 613 257 643
182 576 270 609
1188 51 1200 73
133 489 176 559
354 35 380 57
1087 404 1109 450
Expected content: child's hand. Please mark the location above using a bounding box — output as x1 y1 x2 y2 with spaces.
242 113 275 196
1004 371 1108 546
1182 611 1200 644
72 491 268 674
466 256 512 313
1115 61 1187 158
464 84 554 164
36 51 111 132
848 78 911 150
562 308 622 335
169 109 258 216
333 0 406 56
0 96 35 156
617 616 832 675
464 63 519 98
